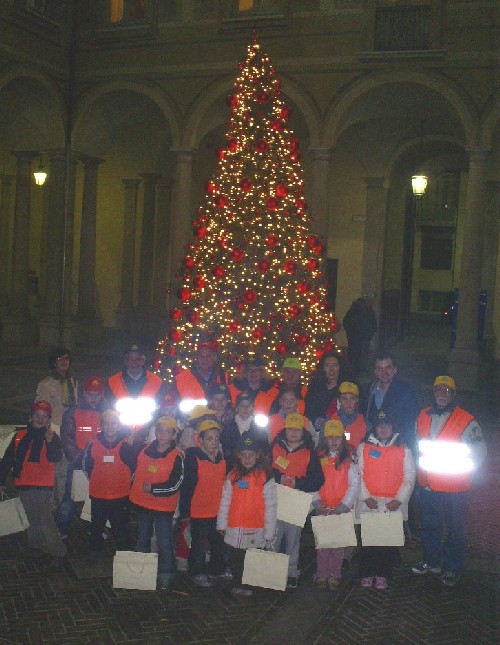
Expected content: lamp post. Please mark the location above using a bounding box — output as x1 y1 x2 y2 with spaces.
33 156 47 186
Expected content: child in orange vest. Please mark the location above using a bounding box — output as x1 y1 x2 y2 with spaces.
82 410 132 564
124 416 184 590
313 419 360 589
180 419 228 588
217 435 277 598
356 410 415 590
0 401 67 567
327 382 367 452
271 413 325 589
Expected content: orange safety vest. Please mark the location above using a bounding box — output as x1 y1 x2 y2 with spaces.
89 437 130 499
227 469 266 529
175 369 206 400
318 454 350 508
130 447 182 512
14 430 55 488
229 384 279 415
416 406 475 493
330 412 366 451
272 443 310 479
190 455 226 518
268 413 285 443
108 371 163 399
363 442 405 498
74 408 101 452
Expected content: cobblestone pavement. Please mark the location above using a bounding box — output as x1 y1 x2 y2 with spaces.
0 326 498 644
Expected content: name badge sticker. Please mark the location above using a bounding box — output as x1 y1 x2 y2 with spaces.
275 455 290 469
320 457 330 467
237 480 249 489
368 449 381 459
103 455 115 463
147 464 158 473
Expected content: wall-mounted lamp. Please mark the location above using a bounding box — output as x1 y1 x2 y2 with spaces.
33 156 47 186
412 174 428 198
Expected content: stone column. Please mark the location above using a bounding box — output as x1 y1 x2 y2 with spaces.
448 147 490 390
39 149 77 347
116 178 140 329
308 147 332 244
1 152 38 343
361 177 387 322
169 149 194 295
138 173 161 310
0 174 13 313
152 178 172 312
78 156 103 319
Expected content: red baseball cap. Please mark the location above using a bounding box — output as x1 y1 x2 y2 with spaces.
84 376 104 394
32 400 52 416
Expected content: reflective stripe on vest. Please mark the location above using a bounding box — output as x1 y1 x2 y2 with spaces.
108 371 163 399
318 455 350 508
89 438 130 499
272 443 310 478
363 443 405 498
14 430 55 488
130 447 182 512
74 409 101 451
190 456 226 518
227 470 266 528
416 407 474 493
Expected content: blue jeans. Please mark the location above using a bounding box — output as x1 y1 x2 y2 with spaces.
419 487 468 574
135 506 175 579
56 459 78 536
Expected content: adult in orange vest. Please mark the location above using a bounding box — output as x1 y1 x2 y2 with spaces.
124 416 184 590
357 410 415 590
217 435 277 598
180 420 228 587
106 344 166 409
327 382 367 452
174 340 228 403
412 376 487 587
269 357 308 416
82 410 132 564
57 376 107 538
313 419 360 589
0 401 67 567
271 413 325 589
229 355 278 415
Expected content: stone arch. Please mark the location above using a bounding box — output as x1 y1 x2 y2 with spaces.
323 70 479 149
479 88 500 148
181 74 323 149
72 79 182 149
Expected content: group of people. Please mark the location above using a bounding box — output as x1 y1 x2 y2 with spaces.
0 341 487 595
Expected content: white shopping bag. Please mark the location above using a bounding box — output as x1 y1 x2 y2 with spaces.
311 512 357 549
113 551 158 590
71 469 89 502
0 493 30 536
360 511 405 546
242 548 289 591
276 484 313 527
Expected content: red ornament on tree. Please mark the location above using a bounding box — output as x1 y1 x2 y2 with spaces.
255 139 268 153
192 275 206 290
306 235 318 248
169 328 182 342
289 138 300 151
275 183 288 198
266 234 279 247
297 281 310 294
271 120 284 132
217 148 226 161
215 194 228 208
252 327 265 340
227 138 238 152
228 319 241 333
289 150 300 162
184 256 195 268
257 258 271 272
231 248 245 262
178 287 191 302
288 304 302 318
242 289 258 304
279 106 291 121
307 258 319 271
206 181 218 194
276 342 287 354
193 224 207 239
187 310 200 324
283 259 297 274
240 178 253 193
255 91 270 104
170 308 182 320
266 197 279 211
212 265 225 278
296 333 310 347
219 237 229 248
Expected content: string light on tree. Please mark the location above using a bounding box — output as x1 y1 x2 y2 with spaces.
155 33 340 381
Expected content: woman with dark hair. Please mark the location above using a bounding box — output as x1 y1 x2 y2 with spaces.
304 351 354 432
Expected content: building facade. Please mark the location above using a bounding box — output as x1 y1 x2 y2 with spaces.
0 0 498 389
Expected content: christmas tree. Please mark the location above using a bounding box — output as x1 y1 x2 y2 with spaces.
155 34 340 381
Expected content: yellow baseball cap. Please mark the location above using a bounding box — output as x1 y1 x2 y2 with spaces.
156 416 178 430
324 419 345 437
433 375 456 390
189 405 217 420
284 413 306 430
198 420 222 434
339 381 359 396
